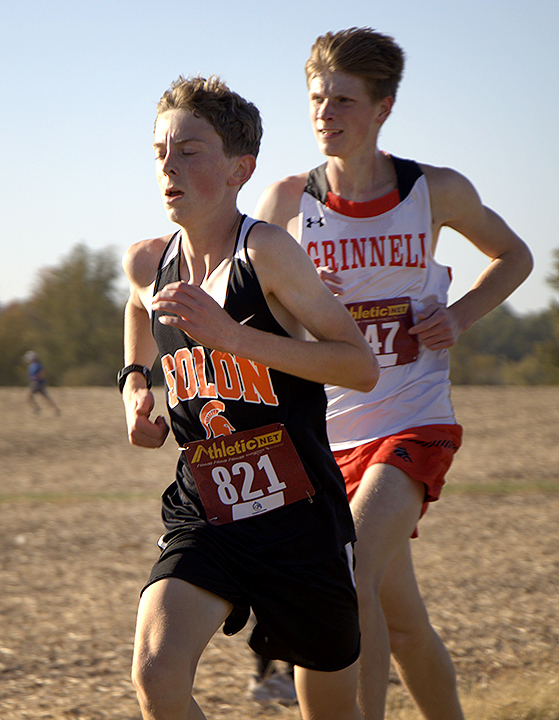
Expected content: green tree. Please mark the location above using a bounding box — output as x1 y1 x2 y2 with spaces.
25 243 125 385
547 248 559 293
450 304 555 385
0 243 126 386
0 301 37 384
531 247 559 383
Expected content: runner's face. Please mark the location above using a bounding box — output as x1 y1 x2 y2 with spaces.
308 71 384 159
153 109 236 225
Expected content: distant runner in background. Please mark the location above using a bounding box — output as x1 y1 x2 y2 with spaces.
23 351 61 415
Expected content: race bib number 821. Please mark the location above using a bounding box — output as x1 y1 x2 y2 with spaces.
181 424 315 525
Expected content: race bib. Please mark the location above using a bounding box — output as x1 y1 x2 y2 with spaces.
181 424 315 525
346 297 419 368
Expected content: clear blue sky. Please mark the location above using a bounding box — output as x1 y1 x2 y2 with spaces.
1 0 557 314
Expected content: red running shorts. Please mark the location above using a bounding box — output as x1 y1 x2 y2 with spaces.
333 424 463 537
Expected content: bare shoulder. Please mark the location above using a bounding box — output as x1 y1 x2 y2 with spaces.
254 172 308 229
246 219 301 259
419 162 477 197
245 219 314 285
419 162 530 268
122 235 173 289
419 162 484 227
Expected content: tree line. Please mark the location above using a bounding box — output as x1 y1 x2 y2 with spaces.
0 244 125 386
1 244 558 386
450 248 559 385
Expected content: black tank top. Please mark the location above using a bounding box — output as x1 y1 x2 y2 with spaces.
151 216 355 563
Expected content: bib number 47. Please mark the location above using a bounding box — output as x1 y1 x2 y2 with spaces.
365 321 400 367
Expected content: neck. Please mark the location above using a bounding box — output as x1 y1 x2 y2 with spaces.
325 150 396 202
179 210 242 286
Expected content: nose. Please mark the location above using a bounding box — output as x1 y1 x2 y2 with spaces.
161 149 178 176
317 98 335 121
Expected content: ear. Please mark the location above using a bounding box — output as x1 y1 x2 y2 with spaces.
376 96 394 127
228 154 257 188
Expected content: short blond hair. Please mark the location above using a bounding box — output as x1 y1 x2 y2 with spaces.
156 75 262 158
305 28 405 103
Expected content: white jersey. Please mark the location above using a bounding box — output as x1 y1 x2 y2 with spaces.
298 157 457 451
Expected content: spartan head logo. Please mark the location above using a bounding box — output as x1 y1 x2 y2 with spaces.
199 400 236 439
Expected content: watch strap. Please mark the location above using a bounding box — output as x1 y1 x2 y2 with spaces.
117 364 153 393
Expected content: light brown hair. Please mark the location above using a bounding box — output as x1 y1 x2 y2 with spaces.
305 28 405 102
156 75 262 158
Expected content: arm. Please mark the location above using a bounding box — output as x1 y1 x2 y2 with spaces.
410 166 533 350
121 240 170 448
152 224 379 392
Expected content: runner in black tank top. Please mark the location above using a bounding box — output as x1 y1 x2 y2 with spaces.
151 215 355 564
120 76 378 720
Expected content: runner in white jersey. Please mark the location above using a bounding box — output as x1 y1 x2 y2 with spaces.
299 156 456 449
255 28 533 720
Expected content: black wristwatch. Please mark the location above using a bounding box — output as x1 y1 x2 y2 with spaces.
117 364 153 393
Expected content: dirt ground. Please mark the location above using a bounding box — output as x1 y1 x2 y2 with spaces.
1 386 558 719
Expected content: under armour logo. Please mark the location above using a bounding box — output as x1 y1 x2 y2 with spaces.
393 446 412 462
306 216 325 228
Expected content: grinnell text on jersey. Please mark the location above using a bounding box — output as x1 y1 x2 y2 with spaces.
305 233 427 272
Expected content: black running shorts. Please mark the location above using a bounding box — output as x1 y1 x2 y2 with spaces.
143 529 360 672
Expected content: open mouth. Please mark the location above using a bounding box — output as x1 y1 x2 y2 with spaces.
319 128 342 138
165 188 184 200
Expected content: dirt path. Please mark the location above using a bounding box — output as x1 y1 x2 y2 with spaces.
1 386 558 719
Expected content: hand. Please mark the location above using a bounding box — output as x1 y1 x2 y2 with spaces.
123 385 169 448
152 281 239 352
317 266 344 295
409 301 460 350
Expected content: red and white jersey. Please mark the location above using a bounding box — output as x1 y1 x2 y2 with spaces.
298 157 457 450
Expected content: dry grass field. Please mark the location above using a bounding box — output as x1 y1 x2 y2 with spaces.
1 386 558 719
